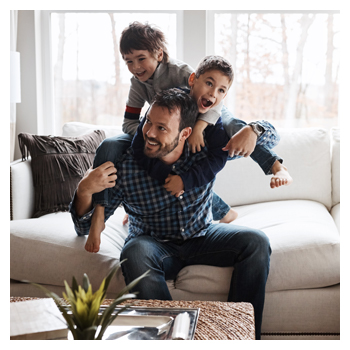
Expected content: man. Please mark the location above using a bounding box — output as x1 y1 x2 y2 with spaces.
70 88 271 339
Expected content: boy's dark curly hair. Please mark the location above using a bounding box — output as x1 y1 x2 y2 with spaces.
119 21 169 63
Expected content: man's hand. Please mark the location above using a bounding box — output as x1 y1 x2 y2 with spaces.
187 120 208 153
163 174 184 197
222 125 258 157
75 161 117 217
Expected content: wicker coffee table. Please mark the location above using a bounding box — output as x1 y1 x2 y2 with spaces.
10 297 255 340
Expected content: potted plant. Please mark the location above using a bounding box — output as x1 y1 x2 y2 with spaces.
32 260 148 340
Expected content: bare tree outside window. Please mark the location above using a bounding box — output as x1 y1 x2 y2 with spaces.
214 12 339 129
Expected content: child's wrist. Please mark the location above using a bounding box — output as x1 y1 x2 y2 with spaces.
194 119 209 132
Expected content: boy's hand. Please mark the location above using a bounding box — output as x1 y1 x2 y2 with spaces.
222 125 258 158
187 120 208 153
188 130 205 153
163 174 185 197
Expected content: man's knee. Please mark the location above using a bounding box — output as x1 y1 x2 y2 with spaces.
247 229 271 262
121 236 161 270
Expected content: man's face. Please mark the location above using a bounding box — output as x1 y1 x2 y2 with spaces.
142 104 182 160
188 70 230 114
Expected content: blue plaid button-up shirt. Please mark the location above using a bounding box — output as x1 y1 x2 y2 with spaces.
70 144 216 244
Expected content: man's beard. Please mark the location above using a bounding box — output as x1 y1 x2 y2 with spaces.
144 134 180 159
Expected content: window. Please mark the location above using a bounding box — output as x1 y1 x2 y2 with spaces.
49 11 339 132
50 11 179 130
210 12 339 129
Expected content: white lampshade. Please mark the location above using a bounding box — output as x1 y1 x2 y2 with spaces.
10 51 21 103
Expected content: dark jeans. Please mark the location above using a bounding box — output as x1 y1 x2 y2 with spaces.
120 223 271 339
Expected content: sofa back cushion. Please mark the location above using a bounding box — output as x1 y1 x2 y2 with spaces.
61 123 333 210
214 128 332 210
62 121 123 139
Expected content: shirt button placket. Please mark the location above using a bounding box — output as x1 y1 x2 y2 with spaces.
178 195 186 238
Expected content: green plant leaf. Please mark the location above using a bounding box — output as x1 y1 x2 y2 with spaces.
115 269 150 299
101 263 121 299
88 294 103 326
71 276 79 294
96 294 136 340
93 278 106 303
64 280 76 304
75 325 98 340
82 273 90 292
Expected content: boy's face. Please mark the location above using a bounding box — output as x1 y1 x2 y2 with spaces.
123 49 163 82
188 70 230 114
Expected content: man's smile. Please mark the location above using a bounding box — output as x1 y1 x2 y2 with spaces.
145 137 160 147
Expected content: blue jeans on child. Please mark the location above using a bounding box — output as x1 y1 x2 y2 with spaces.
92 107 281 220
120 222 271 339
92 133 133 206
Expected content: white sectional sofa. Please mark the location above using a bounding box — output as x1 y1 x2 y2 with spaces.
10 122 340 340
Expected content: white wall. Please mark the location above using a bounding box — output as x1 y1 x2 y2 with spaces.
15 10 39 160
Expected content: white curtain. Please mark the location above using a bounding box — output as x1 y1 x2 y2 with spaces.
10 10 18 162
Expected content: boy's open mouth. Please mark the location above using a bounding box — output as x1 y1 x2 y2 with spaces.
201 98 213 108
136 71 146 78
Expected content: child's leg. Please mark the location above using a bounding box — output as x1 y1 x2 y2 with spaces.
92 133 133 206
85 134 133 253
212 192 238 223
85 204 105 253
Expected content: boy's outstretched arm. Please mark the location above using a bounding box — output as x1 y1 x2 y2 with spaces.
222 125 258 158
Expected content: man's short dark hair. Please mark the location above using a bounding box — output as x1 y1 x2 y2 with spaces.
195 55 234 84
151 88 198 131
119 21 169 64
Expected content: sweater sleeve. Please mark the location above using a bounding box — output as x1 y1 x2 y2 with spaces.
123 77 148 134
179 117 229 190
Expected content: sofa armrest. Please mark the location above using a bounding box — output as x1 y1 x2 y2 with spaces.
331 127 340 207
10 159 34 220
331 203 340 234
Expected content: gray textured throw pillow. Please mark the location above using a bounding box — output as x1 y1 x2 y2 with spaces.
18 130 105 218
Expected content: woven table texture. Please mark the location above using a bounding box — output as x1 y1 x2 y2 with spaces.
10 297 255 340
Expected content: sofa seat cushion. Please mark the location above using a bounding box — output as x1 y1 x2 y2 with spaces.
10 209 129 294
169 199 340 295
11 200 339 297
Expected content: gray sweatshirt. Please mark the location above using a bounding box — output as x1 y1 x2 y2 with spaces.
123 57 223 135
